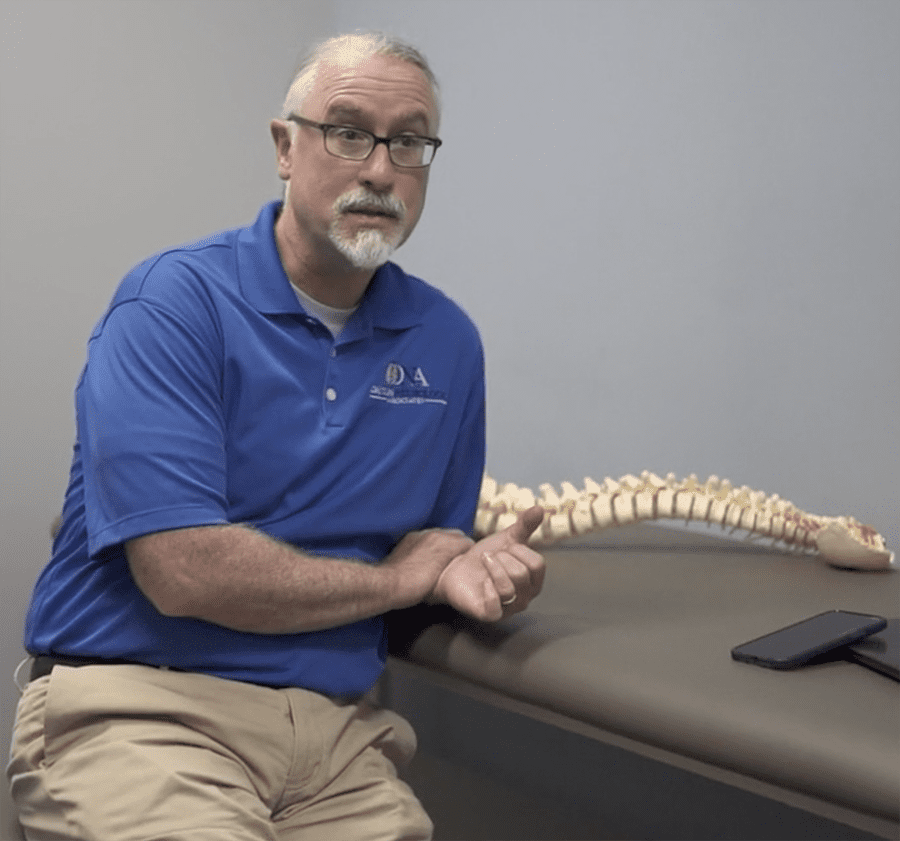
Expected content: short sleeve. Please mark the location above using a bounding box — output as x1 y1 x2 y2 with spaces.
80 294 229 557
426 334 486 534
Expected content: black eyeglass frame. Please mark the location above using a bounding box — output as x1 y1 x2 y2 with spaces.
287 114 442 168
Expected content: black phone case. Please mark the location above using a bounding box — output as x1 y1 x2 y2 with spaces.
731 610 887 670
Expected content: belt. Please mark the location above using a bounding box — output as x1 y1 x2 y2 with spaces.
28 656 365 702
29 655 179 682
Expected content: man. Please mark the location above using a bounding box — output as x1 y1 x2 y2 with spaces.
8 32 545 841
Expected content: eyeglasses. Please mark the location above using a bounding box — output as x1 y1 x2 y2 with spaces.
288 115 442 168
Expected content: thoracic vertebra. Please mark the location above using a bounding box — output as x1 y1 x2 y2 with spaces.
474 471 894 571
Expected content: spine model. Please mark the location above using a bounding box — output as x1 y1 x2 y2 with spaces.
474 472 894 571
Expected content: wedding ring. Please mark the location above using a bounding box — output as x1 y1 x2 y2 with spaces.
501 594 517 606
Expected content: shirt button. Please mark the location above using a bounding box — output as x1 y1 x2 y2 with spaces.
330 348 337 358
325 388 337 401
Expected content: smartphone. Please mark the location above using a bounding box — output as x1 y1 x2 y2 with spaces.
731 610 887 670
846 618 899 681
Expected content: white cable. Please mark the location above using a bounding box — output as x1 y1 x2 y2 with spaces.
13 657 32 694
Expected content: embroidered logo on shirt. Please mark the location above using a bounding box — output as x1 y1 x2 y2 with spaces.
370 363 447 405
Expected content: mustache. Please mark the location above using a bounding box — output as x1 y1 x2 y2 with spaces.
335 189 406 220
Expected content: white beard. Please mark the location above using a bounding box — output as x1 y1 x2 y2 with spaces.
328 227 398 270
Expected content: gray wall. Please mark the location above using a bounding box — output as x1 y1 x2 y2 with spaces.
2 0 898 834
336 0 899 526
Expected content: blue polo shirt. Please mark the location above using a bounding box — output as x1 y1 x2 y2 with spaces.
24 201 486 694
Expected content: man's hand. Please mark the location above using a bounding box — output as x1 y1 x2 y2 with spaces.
431 506 546 622
380 527 475 604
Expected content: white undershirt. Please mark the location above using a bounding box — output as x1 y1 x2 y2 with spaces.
290 282 359 338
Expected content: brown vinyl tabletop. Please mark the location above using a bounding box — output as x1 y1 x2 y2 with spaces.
395 522 899 827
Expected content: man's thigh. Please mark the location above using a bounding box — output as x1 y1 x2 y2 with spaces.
8 665 289 841
8 666 432 841
273 697 433 841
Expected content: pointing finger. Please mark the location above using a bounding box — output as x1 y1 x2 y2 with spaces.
504 506 545 546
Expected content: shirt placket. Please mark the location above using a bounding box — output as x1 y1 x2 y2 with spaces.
322 341 344 428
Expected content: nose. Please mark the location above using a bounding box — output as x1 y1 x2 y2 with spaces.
357 142 396 192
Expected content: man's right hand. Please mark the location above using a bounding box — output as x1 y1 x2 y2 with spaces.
381 527 475 606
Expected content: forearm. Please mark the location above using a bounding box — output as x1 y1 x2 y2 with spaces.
126 523 441 634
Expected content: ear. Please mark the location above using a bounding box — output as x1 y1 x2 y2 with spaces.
270 119 293 181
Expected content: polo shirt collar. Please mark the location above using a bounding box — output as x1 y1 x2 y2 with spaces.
237 201 423 334
354 262 424 332
236 201 302 316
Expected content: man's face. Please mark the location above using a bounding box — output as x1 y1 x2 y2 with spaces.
277 53 438 271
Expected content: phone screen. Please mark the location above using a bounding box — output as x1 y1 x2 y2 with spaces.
731 611 887 669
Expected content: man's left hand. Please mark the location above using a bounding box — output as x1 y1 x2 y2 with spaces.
430 506 546 622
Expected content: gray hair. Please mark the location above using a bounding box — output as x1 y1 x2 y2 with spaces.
280 32 441 133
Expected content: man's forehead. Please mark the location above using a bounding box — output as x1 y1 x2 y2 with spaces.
309 54 438 128
325 102 430 128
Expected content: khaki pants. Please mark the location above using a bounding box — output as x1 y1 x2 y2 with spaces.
7 664 433 841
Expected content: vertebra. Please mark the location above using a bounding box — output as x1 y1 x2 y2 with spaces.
475 471 894 571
